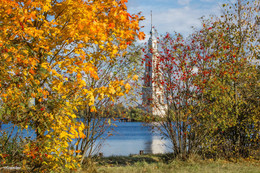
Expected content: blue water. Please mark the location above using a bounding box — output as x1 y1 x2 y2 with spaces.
0 123 36 139
98 122 171 156
0 121 171 156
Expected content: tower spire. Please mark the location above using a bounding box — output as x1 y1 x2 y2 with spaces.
151 10 152 30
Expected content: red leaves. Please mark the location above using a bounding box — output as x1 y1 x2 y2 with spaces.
165 33 170 39
29 69 35 75
1 47 8 53
120 0 128 3
109 23 115 28
19 21 24 31
2 154 9 158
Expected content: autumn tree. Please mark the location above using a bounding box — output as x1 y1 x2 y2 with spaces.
192 0 260 158
73 41 142 165
0 0 144 171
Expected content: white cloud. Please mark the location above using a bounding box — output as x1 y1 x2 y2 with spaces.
153 6 203 35
128 0 225 39
178 0 191 6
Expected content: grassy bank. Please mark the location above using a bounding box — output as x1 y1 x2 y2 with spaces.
79 154 260 173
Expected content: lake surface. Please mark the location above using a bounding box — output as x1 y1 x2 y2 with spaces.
1 122 172 157
98 122 171 156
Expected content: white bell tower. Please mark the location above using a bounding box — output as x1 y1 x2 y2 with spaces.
142 12 167 117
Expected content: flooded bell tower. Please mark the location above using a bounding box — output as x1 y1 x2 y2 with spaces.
142 11 167 117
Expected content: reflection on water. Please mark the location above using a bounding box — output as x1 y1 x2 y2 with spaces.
98 122 171 156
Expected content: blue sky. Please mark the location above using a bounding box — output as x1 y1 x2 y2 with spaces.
127 0 232 39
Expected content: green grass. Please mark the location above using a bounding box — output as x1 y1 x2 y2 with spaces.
79 154 260 173
96 160 260 173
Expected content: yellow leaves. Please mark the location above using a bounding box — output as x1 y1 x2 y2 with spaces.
78 78 86 87
85 91 95 106
83 63 99 80
78 122 86 139
42 3 51 13
120 11 128 23
125 83 131 90
99 92 104 100
29 58 38 67
22 160 26 170
70 127 78 138
41 62 48 69
70 112 77 119
119 43 127 50
77 73 82 79
112 0 118 6
109 22 115 28
112 49 118 56
88 94 95 106
77 43 84 49
132 75 138 81
1 93 7 98
31 93 36 98
75 49 83 55
111 44 118 56
46 135 51 138
63 49 69 54
116 86 121 92
42 90 49 99
109 86 116 94
34 80 40 85
78 23 84 30
29 11 36 19
53 82 63 91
